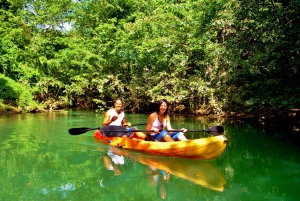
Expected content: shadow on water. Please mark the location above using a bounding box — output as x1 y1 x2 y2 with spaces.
219 120 300 201
259 121 300 149
239 117 300 149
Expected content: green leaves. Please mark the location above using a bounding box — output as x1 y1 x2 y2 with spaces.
0 0 299 114
0 74 38 111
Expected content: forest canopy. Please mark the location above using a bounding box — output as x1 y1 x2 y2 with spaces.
0 0 299 116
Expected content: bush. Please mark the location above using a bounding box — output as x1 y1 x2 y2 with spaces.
0 74 38 112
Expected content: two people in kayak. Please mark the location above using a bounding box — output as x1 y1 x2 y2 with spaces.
102 98 187 142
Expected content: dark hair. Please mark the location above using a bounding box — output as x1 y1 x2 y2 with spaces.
155 99 169 116
113 98 124 105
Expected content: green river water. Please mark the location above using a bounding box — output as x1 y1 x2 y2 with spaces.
0 109 299 201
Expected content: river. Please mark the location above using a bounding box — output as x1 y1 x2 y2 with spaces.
0 109 299 201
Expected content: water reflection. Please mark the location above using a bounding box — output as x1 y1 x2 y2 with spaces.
103 150 125 176
2 110 300 200
100 147 226 199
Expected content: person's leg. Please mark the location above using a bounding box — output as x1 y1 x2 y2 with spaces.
132 127 146 139
126 127 146 139
178 133 187 141
126 127 136 138
158 130 174 142
170 132 187 141
148 130 174 142
163 134 174 142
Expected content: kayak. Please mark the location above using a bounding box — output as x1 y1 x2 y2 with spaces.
94 130 228 160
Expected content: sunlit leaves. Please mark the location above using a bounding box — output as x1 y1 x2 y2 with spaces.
0 0 299 114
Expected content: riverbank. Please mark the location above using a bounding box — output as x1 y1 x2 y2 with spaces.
1 105 299 143
1 106 299 124
225 108 300 123
0 106 47 115
0 106 22 115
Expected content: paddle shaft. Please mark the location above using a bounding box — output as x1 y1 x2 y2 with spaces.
69 125 224 135
101 129 206 132
99 125 224 136
68 124 145 135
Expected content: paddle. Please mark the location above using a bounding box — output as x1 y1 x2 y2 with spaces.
68 123 145 136
100 125 224 136
68 125 224 136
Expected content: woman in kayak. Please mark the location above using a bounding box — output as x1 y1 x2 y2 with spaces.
145 99 187 142
102 98 146 139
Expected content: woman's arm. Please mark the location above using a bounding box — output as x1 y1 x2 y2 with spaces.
165 115 187 133
102 110 117 126
165 115 173 131
146 113 158 134
121 115 131 127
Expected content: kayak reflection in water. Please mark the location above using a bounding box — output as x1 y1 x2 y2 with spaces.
146 167 170 200
100 149 170 200
103 150 125 176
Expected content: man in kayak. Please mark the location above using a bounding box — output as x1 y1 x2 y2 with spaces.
145 99 187 142
102 98 146 139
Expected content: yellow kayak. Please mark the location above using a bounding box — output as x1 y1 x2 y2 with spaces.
94 130 227 160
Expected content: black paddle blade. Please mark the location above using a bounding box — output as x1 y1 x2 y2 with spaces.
69 127 92 135
206 126 224 135
100 125 128 137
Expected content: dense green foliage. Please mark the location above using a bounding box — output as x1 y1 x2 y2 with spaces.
0 74 38 111
0 0 299 115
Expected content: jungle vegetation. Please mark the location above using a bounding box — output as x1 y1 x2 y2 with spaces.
0 0 299 117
